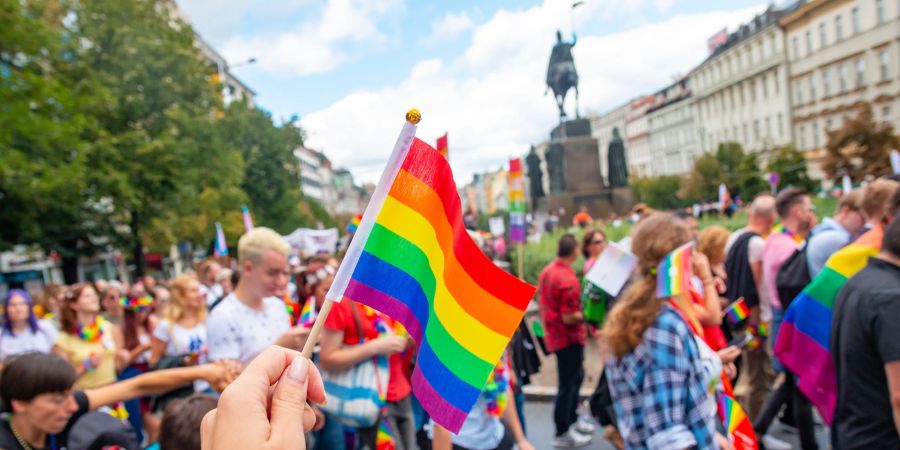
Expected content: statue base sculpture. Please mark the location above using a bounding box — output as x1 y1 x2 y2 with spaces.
541 118 634 225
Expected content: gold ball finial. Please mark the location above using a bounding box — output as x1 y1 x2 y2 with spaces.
406 109 421 125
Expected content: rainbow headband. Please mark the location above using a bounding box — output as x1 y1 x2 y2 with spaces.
120 295 154 312
656 242 693 298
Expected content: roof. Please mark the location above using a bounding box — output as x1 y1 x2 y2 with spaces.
697 1 803 69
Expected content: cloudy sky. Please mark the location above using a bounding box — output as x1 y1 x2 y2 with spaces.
179 0 769 184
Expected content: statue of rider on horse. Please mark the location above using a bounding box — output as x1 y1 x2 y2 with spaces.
545 30 579 120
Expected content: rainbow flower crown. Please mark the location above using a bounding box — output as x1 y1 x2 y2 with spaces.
120 295 154 312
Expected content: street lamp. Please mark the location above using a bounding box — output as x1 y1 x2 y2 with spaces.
229 57 257 69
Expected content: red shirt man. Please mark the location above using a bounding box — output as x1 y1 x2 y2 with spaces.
538 234 592 446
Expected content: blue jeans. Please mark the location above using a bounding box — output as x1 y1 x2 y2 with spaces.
313 411 345 450
770 306 785 373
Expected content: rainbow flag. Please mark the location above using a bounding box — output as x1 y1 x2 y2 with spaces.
347 213 363 233
725 297 750 324
656 242 693 298
774 225 883 424
325 112 536 433
376 418 395 450
299 297 317 327
242 205 254 232
214 222 228 257
717 384 757 450
436 132 448 159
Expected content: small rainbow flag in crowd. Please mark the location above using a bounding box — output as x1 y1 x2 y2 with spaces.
775 225 883 424
724 297 749 324
656 242 693 298
325 111 536 433
120 295 154 312
347 214 363 233
242 205 254 232
436 132 448 159
214 222 228 257
299 297 317 327
717 384 757 450
376 419 395 450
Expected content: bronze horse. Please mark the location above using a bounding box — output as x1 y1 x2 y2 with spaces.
546 30 579 119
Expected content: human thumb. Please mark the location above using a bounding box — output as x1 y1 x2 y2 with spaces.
268 356 310 449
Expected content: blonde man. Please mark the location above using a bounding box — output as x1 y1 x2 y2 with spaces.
207 228 309 365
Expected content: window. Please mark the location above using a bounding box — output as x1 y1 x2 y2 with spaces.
876 0 885 24
835 15 843 41
799 125 807 148
852 7 861 34
880 50 890 80
733 126 739 141
792 37 800 59
824 67 832 96
750 79 757 102
774 68 781 94
754 120 760 141
810 74 816 101
796 80 804 104
743 124 749 144
839 63 848 91
813 122 820 148
805 30 813 54
777 113 784 137
884 106 891 119
763 74 769 98
826 118 833 129
819 22 827 48
765 117 772 137
856 58 865 87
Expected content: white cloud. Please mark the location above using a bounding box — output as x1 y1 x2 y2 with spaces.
425 11 475 45
218 0 401 77
301 1 765 184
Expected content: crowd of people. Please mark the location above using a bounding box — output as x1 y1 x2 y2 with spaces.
2 175 899 450
536 175 900 450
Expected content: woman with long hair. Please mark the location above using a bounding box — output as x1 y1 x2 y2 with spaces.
52 284 126 389
33 284 64 322
119 292 159 442
0 290 59 359
100 281 126 326
581 229 607 274
602 213 734 449
150 275 209 389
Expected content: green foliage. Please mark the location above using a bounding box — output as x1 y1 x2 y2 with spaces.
1 0 335 276
631 175 685 210
767 145 816 192
681 142 766 203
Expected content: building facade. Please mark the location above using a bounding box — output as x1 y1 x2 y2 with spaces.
781 0 900 179
690 4 799 159
646 79 699 176
625 96 656 177
589 101 630 184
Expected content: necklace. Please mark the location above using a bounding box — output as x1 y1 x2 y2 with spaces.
8 417 36 450
74 316 103 342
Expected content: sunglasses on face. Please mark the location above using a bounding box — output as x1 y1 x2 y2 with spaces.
592 240 605 245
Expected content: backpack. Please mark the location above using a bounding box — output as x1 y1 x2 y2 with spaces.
775 243 811 309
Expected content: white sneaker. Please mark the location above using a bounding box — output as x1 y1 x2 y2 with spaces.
762 434 793 450
574 416 597 435
553 429 592 448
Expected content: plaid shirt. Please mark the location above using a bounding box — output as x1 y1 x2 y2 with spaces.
538 259 586 353
605 306 719 450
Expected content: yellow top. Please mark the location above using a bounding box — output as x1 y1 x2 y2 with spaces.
55 320 118 389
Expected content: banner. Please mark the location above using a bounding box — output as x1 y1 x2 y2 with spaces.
508 158 526 243
283 228 339 256
436 133 448 159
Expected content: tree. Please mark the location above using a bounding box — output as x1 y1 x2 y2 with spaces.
632 175 685 210
70 0 227 276
0 0 108 281
767 145 815 192
681 142 765 203
680 152 723 202
216 102 318 235
824 103 898 181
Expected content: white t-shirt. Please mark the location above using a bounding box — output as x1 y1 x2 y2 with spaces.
206 293 290 365
201 283 224 308
0 320 58 358
725 228 765 264
154 320 209 391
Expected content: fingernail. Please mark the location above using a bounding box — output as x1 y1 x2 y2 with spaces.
286 356 309 383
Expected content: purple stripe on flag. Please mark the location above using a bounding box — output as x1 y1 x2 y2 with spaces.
775 321 836 424
345 279 423 342
412 366 467 433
